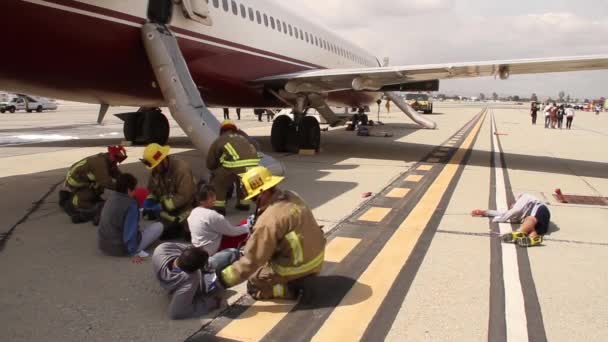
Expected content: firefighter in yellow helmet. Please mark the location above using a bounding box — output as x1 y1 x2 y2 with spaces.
207 120 260 215
60 145 127 223
141 144 196 240
217 166 326 300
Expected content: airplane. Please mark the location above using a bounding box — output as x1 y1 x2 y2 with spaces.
1 0 608 155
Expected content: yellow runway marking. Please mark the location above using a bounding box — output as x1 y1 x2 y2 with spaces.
405 175 423 182
324 237 362 263
312 111 486 341
386 188 410 198
359 207 392 222
417 165 433 171
427 158 441 163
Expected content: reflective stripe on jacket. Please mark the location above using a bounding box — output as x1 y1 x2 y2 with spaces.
206 132 260 170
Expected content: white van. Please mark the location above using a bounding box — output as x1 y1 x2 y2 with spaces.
0 95 58 113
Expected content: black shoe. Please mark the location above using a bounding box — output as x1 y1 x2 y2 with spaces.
58 190 71 209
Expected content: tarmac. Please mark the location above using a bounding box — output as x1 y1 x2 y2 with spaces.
0 103 606 341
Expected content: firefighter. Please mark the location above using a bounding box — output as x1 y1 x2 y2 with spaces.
60 145 127 223
217 166 326 300
141 144 196 240
207 120 260 215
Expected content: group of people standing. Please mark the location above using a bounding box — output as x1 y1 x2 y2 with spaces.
530 102 575 129
57 119 326 319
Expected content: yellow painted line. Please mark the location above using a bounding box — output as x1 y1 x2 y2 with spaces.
386 188 410 198
216 300 296 341
358 207 392 222
404 174 423 182
417 165 433 171
312 111 486 341
427 158 441 163
324 237 362 263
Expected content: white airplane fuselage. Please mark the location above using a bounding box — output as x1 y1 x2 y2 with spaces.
0 0 381 108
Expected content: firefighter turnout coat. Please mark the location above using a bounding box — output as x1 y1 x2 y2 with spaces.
147 157 196 226
220 190 326 299
65 153 120 209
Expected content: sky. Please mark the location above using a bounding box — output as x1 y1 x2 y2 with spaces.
273 0 608 100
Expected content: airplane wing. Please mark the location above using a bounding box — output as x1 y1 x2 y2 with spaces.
254 55 608 93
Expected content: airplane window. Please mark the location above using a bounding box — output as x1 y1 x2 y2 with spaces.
299 29 304 40
256 10 261 24
213 0 219 8
270 17 275 29
294 27 299 39
248 7 254 21
263 14 268 27
288 24 293 36
315 37 318 46
276 19 282 32
230 0 237 14
240 4 246 18
283 22 287 33
304 32 308 43
222 0 228 11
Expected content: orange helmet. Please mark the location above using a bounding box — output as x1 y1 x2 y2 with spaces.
220 119 237 134
107 145 127 163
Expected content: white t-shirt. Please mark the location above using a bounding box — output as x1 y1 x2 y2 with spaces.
187 207 249 255
565 108 575 117
543 105 552 116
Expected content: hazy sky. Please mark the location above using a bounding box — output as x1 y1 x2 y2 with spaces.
275 0 608 99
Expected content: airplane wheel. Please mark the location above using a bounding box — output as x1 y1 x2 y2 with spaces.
271 115 295 152
298 116 320 151
122 109 169 145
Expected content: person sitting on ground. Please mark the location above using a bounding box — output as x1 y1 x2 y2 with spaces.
97 173 163 261
471 193 551 247
187 183 251 256
152 242 240 320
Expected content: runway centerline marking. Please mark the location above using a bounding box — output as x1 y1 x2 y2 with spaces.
312 111 486 341
491 113 528 342
324 237 362 263
417 165 433 171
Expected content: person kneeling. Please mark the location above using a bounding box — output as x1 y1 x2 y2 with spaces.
97 173 163 260
217 166 326 300
472 193 551 247
152 242 240 320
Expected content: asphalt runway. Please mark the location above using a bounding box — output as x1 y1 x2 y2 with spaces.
0 103 606 342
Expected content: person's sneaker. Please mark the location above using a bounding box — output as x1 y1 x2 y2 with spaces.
500 231 526 243
516 235 543 247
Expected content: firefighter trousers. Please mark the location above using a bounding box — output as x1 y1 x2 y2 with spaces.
210 166 249 211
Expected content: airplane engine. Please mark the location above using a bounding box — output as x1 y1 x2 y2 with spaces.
498 65 511 80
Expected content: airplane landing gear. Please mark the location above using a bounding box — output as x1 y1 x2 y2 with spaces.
117 108 170 145
271 115 321 152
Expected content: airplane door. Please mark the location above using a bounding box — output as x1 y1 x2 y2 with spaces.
178 0 212 26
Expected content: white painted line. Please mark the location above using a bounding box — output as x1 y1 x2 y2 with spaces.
491 112 529 342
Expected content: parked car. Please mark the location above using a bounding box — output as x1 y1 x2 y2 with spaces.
0 95 58 113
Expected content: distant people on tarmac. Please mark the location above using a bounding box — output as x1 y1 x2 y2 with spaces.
223 108 230 120
236 108 241 120
97 173 163 261
59 145 127 224
152 242 240 319
472 193 551 247
207 120 260 216
595 104 602 115
141 144 196 241
543 103 552 128
557 104 565 129
549 103 558 129
530 102 538 125
217 166 326 300
565 106 575 129
187 183 251 255
266 109 275 122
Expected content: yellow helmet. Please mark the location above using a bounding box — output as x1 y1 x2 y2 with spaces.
141 143 170 169
220 119 237 134
240 166 285 200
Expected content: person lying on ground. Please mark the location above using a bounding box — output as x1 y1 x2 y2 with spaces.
187 183 251 255
471 193 551 247
152 242 240 320
98 173 163 261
